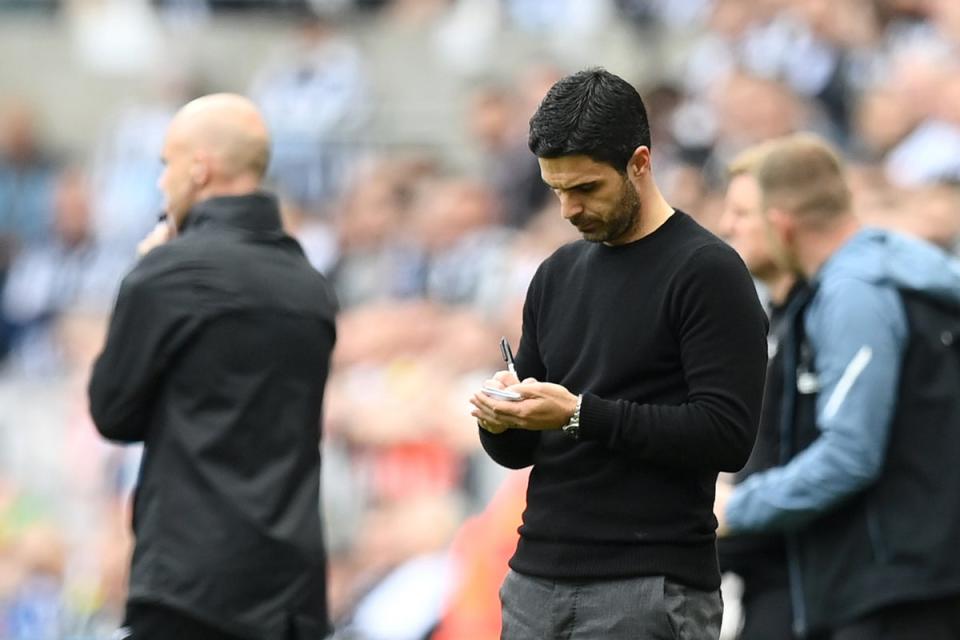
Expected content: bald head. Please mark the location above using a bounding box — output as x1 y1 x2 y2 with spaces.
159 93 271 226
170 93 270 180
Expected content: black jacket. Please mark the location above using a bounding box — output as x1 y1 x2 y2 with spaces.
89 193 337 640
718 283 808 596
787 291 960 636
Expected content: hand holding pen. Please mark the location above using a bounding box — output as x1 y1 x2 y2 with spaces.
500 336 517 377
471 335 581 433
472 336 522 432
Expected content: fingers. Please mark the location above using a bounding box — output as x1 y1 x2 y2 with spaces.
483 377 506 390
469 397 493 420
137 223 172 257
470 374 534 433
476 417 508 434
471 391 525 424
511 381 544 397
470 393 507 420
470 396 511 434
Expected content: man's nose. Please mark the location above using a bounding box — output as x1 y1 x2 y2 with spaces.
558 193 583 219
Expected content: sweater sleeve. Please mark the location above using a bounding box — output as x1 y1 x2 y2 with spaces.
88 251 210 443
577 244 768 472
478 267 546 469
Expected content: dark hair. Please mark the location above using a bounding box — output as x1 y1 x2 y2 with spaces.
528 68 651 172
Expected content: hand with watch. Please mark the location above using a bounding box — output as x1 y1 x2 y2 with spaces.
470 379 583 437
562 393 583 440
469 336 584 438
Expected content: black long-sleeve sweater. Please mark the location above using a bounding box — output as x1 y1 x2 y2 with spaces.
480 211 768 591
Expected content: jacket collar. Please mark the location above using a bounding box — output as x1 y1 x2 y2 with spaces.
181 191 283 234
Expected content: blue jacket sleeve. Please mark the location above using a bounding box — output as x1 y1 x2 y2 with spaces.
726 276 907 533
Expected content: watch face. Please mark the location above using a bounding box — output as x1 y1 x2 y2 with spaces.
562 424 579 440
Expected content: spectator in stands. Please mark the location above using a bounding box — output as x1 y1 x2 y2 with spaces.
1 168 127 376
412 178 510 308
884 62 960 186
87 69 194 249
250 14 369 212
466 83 550 228
0 100 58 253
328 160 426 307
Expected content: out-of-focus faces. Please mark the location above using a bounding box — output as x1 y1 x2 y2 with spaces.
719 173 782 280
407 178 497 253
714 74 798 147
854 88 916 157
53 169 92 248
538 155 641 245
0 101 40 163
468 89 515 151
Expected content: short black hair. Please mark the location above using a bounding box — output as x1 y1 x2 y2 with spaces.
528 68 651 173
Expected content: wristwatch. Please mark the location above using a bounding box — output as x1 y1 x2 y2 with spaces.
562 394 583 440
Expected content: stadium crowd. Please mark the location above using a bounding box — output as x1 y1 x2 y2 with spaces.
1 0 959 638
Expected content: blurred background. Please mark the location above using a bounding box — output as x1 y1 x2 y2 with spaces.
0 0 959 638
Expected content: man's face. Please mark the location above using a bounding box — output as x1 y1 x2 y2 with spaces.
538 155 641 245
719 173 781 279
157 129 200 229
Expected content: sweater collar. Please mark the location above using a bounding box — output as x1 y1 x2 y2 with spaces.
181 191 283 234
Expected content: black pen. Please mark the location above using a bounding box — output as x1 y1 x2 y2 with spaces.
500 336 517 376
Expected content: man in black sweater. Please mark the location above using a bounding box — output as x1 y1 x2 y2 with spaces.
469 68 768 639
89 94 337 640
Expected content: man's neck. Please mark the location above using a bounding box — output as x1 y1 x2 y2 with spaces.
176 177 263 229
798 214 861 279
613 188 674 246
763 271 797 306
196 175 262 203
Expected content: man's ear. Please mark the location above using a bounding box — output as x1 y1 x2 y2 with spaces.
765 207 793 235
627 146 651 180
763 207 792 270
190 152 210 186
764 206 801 269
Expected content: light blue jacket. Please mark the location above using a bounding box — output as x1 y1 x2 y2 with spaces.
726 228 960 533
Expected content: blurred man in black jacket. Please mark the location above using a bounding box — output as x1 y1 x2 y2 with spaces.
88 94 338 640
716 143 806 640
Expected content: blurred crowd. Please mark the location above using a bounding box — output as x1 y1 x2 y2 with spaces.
1 0 959 638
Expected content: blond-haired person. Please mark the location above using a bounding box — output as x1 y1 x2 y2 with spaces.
717 134 960 640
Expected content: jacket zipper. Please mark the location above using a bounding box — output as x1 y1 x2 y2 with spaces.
781 292 811 637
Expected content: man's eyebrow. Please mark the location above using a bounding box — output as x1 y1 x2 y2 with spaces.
545 179 600 191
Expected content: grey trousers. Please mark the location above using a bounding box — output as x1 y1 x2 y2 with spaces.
500 569 722 640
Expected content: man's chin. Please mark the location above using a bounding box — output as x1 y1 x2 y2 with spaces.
581 232 607 243
578 226 610 242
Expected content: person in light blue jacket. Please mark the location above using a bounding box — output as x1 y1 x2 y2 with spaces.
716 133 960 640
